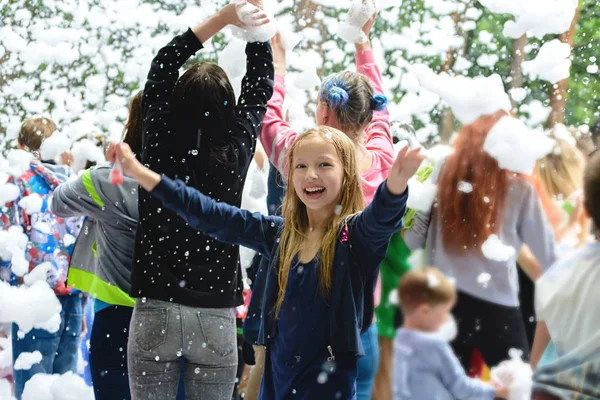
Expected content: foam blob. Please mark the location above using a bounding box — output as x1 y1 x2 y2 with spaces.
481 234 516 262
522 39 571 84
483 116 555 174
411 64 511 124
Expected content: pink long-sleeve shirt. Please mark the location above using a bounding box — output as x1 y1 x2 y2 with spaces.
259 49 394 307
260 49 394 205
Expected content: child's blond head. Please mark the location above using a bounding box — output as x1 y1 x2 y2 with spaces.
18 117 57 153
399 267 456 315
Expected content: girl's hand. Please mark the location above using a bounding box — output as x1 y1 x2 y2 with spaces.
106 142 162 192
106 142 142 179
355 1 377 51
386 146 425 195
361 10 377 38
271 33 287 76
60 150 74 167
221 1 269 29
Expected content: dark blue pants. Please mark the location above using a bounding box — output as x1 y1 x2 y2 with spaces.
90 305 186 400
12 292 83 399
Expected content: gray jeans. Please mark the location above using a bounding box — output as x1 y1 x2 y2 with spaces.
127 298 238 400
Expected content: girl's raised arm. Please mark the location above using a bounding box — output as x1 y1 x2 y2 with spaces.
107 142 281 256
351 147 424 270
354 14 394 166
142 3 269 172
259 34 299 176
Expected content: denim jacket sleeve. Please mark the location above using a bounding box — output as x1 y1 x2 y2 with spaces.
349 181 409 276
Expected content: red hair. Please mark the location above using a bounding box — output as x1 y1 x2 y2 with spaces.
438 110 513 253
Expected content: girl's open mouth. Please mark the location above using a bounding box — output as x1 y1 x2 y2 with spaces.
304 187 325 198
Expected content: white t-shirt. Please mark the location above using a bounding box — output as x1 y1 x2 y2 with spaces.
535 242 600 360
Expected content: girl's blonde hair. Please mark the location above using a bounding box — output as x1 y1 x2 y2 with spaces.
274 126 365 316
534 138 585 200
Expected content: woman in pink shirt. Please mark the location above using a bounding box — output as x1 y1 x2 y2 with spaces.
257 14 393 400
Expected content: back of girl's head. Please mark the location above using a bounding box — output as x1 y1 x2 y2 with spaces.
438 110 510 254
275 126 364 316
584 150 600 229
319 71 387 137
171 62 237 147
123 90 143 161
534 137 585 200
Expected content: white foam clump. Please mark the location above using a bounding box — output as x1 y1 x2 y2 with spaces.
0 280 62 336
23 262 53 286
483 116 555 174
0 183 20 204
411 64 511 124
407 177 438 213
477 272 491 287
0 227 30 277
490 349 533 400
39 130 72 161
218 38 248 81
278 25 302 53
22 371 94 400
14 350 42 370
457 181 473 193
337 0 376 45
231 1 278 43
70 139 106 173
293 68 321 90
427 273 440 288
522 39 571 84
509 88 528 103
478 0 578 39
481 234 516 262
18 194 44 215
6 149 33 177
0 227 28 260
239 157 268 271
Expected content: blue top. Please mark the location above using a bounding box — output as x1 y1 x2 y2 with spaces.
243 162 286 344
150 176 407 357
259 258 357 399
393 328 496 400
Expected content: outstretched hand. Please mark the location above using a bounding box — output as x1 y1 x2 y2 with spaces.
223 0 270 29
361 10 377 38
386 146 425 196
106 142 140 178
106 142 162 192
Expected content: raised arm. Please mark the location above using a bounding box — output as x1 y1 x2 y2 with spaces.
259 34 299 176
106 142 281 256
151 176 281 256
142 4 268 169
355 15 393 161
232 40 275 171
351 147 424 271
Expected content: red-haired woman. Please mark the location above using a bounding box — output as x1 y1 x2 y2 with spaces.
404 110 557 372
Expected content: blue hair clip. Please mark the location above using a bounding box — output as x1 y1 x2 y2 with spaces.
321 77 350 110
371 94 388 111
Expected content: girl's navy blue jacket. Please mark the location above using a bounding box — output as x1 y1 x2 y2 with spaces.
150 176 408 357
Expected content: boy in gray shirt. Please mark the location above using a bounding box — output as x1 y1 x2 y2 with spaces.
393 267 508 400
